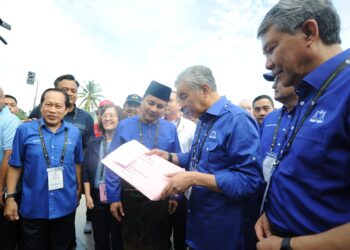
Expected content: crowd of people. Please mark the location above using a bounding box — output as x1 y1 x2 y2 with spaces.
0 0 350 249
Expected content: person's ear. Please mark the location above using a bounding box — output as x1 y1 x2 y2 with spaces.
301 19 319 43
200 83 211 95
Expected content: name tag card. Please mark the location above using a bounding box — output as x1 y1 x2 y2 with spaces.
47 167 64 191
99 183 107 203
263 152 277 182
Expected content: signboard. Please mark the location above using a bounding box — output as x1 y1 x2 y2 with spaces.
27 71 36 85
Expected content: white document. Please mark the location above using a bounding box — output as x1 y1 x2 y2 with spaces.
102 140 185 201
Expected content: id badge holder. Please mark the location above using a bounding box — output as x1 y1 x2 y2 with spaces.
47 166 64 191
99 182 107 203
262 152 278 182
260 152 278 213
184 187 192 200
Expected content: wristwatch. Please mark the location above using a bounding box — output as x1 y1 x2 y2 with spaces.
4 192 16 201
281 237 292 250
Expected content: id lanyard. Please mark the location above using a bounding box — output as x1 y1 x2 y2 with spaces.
38 122 68 168
98 137 109 202
190 118 216 170
38 122 68 191
98 137 109 183
261 56 350 213
138 117 159 149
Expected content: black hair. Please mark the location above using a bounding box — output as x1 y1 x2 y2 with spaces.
5 94 17 104
53 74 80 88
253 95 274 108
40 88 70 109
98 104 124 135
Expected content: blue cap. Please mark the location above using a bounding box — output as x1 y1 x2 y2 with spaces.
125 94 142 105
263 72 275 82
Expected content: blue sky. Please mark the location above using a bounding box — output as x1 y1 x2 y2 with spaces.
1 0 349 113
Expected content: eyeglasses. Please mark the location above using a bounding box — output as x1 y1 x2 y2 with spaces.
101 113 117 119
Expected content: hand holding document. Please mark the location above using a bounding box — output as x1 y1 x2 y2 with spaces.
102 140 184 201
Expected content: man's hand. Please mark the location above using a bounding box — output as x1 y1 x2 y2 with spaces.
257 235 283 250
255 212 272 241
146 149 169 160
110 202 125 222
168 200 178 215
4 198 19 221
161 171 193 199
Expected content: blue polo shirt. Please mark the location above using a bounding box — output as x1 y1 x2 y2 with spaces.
177 96 264 250
266 49 350 235
9 119 84 219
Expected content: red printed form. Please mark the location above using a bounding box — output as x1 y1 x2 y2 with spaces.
102 140 184 200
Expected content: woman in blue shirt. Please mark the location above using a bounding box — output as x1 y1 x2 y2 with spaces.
83 104 124 250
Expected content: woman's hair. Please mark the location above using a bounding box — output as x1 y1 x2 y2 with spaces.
98 104 124 135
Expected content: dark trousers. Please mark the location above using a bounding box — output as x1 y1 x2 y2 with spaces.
0 193 22 250
170 198 187 250
21 211 75 250
90 189 123 250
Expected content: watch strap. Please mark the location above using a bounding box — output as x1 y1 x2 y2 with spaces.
281 237 292 250
5 193 17 200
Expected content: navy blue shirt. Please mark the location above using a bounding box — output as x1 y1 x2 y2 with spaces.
9 119 84 219
177 96 264 250
266 49 350 235
29 105 94 149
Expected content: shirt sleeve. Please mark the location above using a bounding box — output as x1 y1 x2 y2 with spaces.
172 126 181 153
74 131 84 164
215 113 264 201
82 114 95 150
1 116 20 151
8 126 24 168
177 152 190 169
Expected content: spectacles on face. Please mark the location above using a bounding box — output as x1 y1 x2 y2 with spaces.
101 113 117 120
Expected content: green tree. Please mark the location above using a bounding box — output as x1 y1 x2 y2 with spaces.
78 80 104 112
16 108 28 120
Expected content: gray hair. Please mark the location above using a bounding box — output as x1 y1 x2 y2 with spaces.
257 0 341 45
174 65 217 91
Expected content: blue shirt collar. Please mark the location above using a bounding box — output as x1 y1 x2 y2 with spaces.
39 118 67 133
200 96 228 121
302 48 350 90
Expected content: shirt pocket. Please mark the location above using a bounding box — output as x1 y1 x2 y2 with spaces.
202 141 226 172
291 126 328 179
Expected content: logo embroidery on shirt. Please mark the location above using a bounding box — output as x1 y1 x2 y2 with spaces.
209 130 217 139
309 110 326 124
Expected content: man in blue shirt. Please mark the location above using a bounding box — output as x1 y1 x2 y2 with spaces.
150 65 264 250
0 87 21 250
106 81 181 250
4 88 83 249
260 73 298 182
28 74 94 236
255 0 350 249
252 95 274 128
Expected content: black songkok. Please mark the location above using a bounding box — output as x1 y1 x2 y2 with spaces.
144 81 171 102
